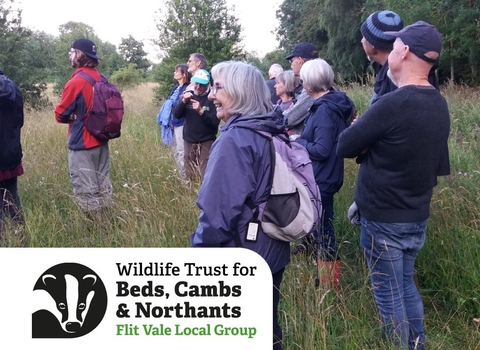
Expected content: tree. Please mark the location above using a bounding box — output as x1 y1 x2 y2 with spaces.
276 0 366 81
317 0 367 81
118 35 150 71
276 0 329 55
110 64 145 90
0 0 49 109
153 0 244 98
154 0 243 65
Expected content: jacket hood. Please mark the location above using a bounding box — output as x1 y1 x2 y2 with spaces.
0 71 18 102
311 89 354 122
222 107 287 136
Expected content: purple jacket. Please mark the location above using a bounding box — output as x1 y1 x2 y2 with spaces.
191 110 290 274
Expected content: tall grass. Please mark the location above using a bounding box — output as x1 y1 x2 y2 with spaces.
2 82 479 349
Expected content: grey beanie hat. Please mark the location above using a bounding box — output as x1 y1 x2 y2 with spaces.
360 11 404 51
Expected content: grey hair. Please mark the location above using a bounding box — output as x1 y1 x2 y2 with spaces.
275 70 299 98
210 61 273 116
268 63 283 77
190 53 207 69
299 58 334 92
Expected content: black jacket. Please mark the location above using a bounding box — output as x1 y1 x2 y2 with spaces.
0 71 24 171
172 88 219 143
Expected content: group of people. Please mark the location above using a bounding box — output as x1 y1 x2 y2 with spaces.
0 9 450 350
188 11 449 350
159 53 220 180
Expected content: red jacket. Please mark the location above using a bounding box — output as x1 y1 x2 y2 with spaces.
55 67 104 150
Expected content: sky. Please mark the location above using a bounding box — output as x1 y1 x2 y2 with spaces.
16 0 283 62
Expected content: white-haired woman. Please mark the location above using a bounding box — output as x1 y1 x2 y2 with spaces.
191 61 290 350
291 58 354 289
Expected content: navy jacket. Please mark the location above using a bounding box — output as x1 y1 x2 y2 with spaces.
191 109 290 274
0 71 24 171
296 89 353 197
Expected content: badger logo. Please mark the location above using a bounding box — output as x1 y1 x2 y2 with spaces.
32 263 107 338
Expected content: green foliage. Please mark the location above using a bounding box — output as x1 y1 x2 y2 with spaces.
154 0 244 65
151 58 178 102
52 21 126 95
110 64 145 90
152 0 245 99
276 0 366 81
0 0 49 109
119 35 150 72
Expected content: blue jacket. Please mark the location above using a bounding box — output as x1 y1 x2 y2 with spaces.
191 109 290 274
169 84 187 127
296 89 353 197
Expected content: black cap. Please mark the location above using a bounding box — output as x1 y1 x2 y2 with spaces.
285 42 318 60
71 38 102 60
385 21 442 63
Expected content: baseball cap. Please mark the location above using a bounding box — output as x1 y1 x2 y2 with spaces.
71 38 102 60
385 21 442 63
191 69 210 85
285 42 318 60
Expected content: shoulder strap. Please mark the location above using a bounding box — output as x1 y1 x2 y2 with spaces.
76 71 105 85
231 126 278 247
232 125 276 195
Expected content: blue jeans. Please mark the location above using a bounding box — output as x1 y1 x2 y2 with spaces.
360 217 427 350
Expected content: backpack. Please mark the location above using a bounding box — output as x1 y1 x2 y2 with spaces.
238 127 322 242
76 72 124 142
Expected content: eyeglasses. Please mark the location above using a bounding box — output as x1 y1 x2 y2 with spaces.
211 84 223 95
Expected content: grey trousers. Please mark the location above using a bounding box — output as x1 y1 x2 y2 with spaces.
68 143 112 212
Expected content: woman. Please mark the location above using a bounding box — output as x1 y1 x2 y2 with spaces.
191 61 290 350
274 70 298 113
157 64 192 177
290 59 354 289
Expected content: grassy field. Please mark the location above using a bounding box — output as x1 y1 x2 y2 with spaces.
2 82 479 349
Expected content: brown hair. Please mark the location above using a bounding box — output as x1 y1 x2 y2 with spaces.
73 49 99 68
175 64 192 84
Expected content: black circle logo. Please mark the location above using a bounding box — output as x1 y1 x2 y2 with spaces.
32 262 108 338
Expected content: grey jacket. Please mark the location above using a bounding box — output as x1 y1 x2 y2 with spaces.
284 88 313 135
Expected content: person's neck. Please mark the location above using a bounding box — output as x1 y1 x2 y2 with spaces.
396 72 431 88
310 90 329 100
279 94 292 103
372 50 390 66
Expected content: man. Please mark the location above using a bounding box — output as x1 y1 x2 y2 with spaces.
172 69 219 180
360 10 404 104
55 38 112 214
337 21 450 349
283 42 318 135
186 52 207 89
0 70 24 232
360 11 439 105
266 63 283 105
